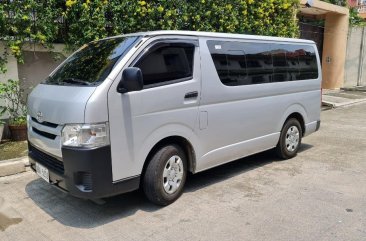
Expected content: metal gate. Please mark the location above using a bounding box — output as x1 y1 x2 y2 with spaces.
299 22 324 61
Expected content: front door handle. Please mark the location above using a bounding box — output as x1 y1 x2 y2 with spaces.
184 91 198 99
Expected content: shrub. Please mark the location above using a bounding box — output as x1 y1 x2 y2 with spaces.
0 0 300 69
0 79 27 125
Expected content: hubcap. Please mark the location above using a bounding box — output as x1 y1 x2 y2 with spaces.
285 126 300 152
163 155 184 194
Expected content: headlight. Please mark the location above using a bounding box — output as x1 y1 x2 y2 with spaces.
62 123 109 148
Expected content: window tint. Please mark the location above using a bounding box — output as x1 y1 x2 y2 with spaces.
271 46 288 82
207 40 318 86
135 44 194 86
210 49 247 86
245 43 273 84
297 46 318 80
285 46 301 81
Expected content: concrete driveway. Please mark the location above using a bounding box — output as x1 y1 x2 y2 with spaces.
1 103 366 241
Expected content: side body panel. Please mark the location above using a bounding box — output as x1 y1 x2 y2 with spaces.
195 37 321 172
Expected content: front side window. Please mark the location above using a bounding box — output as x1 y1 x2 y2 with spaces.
44 36 140 86
134 43 195 87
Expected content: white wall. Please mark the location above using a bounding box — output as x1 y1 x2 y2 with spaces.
345 27 366 87
0 42 70 121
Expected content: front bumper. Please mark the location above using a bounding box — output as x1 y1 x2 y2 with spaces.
315 120 321 132
28 143 140 199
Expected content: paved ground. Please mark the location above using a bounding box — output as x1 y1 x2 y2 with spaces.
322 90 366 108
1 103 366 241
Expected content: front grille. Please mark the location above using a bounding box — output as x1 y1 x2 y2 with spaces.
31 117 58 128
32 127 57 140
29 144 64 174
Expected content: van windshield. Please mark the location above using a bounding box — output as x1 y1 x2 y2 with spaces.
44 36 140 86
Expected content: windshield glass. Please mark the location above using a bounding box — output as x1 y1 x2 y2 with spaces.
44 36 140 86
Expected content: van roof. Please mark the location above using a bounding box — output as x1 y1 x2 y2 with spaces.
115 30 315 44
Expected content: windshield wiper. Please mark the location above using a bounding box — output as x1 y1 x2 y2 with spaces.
62 78 92 86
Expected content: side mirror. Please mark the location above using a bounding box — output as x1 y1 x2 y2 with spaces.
117 67 143 94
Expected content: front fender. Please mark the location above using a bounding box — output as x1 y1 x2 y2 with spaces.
135 123 201 174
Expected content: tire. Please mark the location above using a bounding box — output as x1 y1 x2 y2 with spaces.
142 145 187 206
276 118 302 159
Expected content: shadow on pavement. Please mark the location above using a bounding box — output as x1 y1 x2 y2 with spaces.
25 143 313 229
185 143 312 193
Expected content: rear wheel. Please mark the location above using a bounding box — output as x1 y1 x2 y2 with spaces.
276 118 302 159
143 145 187 206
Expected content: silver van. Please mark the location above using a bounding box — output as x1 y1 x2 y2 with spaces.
27 30 321 205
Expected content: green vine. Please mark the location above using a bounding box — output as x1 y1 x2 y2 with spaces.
0 0 61 72
0 0 300 71
349 7 366 26
321 0 347 7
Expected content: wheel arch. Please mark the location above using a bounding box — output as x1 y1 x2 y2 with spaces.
141 135 197 181
284 112 305 136
279 104 308 136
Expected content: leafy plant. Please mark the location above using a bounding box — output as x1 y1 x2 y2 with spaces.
349 7 366 26
0 0 62 71
0 0 300 69
321 0 347 6
0 79 28 125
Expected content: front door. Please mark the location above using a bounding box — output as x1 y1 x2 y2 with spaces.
108 38 201 181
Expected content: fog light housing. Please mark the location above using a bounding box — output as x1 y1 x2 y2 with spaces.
75 172 92 192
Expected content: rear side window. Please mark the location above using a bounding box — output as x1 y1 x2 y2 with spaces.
207 40 318 86
135 43 195 87
297 46 319 80
245 43 273 85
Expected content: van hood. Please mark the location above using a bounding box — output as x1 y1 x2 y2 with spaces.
28 84 96 124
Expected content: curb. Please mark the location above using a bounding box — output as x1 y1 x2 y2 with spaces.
322 98 366 108
0 156 29 177
341 87 366 92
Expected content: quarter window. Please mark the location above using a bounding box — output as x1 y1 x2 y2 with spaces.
134 43 194 87
207 40 318 86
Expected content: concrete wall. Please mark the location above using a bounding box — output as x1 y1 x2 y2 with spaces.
322 12 349 89
0 42 68 122
1 42 68 96
345 27 366 87
18 51 66 97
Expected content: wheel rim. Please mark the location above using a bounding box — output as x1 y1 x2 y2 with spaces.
163 155 184 194
285 125 300 152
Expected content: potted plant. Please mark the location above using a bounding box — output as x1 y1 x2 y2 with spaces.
0 79 28 141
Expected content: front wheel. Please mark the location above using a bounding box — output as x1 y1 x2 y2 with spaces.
142 145 187 206
276 118 302 159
